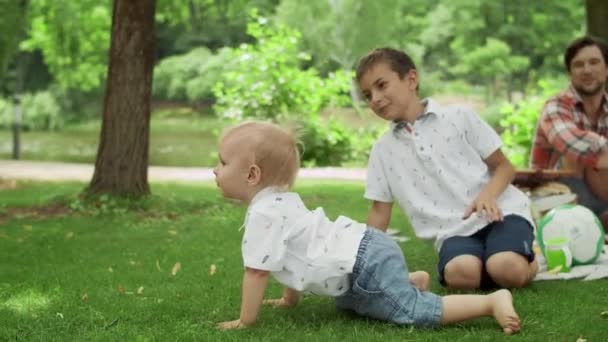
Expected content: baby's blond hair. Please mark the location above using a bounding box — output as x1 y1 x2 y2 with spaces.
221 121 300 189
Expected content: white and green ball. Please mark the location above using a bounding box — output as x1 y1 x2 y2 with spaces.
537 204 604 265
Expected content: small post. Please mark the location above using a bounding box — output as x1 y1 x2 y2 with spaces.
12 95 22 160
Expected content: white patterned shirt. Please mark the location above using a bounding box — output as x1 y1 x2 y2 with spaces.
242 187 366 296
365 98 534 251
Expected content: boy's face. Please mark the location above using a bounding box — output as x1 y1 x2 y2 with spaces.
213 136 254 202
569 45 607 97
359 62 419 122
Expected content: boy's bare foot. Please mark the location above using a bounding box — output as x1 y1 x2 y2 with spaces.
490 289 520 335
409 271 430 291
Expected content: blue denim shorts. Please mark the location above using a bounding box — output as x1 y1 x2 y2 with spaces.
335 228 443 327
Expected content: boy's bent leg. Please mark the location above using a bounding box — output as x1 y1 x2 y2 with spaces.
484 215 536 288
438 235 485 290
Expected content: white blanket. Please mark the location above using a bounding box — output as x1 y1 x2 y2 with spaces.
534 245 608 281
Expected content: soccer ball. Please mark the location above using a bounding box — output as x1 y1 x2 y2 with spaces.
537 204 605 265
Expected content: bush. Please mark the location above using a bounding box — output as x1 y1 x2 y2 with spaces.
153 47 230 103
213 14 352 121
213 12 358 166
0 91 63 130
499 78 564 168
297 117 354 166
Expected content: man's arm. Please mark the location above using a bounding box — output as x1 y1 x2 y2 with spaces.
597 151 608 169
463 149 515 222
367 200 392 231
539 98 608 169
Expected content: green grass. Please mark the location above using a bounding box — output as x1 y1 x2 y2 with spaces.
0 114 228 167
1 181 607 341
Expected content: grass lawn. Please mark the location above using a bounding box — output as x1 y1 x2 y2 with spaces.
0 114 227 167
1 181 607 341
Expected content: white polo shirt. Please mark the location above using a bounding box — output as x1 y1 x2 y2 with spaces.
242 187 366 296
365 98 534 251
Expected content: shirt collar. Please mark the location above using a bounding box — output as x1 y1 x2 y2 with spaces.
249 186 284 207
391 98 439 132
567 84 608 112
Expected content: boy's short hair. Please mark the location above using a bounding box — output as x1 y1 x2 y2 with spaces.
564 36 608 72
221 121 300 189
356 47 418 91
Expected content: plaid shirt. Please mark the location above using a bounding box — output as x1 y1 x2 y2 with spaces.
531 85 608 169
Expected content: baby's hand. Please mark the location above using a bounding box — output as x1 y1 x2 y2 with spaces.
217 319 247 330
263 297 296 308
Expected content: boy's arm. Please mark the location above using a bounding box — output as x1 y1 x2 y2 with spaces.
263 287 300 308
463 149 515 222
218 267 270 330
366 200 392 231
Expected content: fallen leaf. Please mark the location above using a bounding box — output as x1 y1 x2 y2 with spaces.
56 312 64 319
137 286 144 294
129 260 136 266
118 284 126 294
23 225 33 231
209 264 216 275
601 311 608 318
155 259 162 272
168 230 178 235
171 262 181 276
65 232 74 239
108 266 114 273
576 338 587 342
81 293 88 301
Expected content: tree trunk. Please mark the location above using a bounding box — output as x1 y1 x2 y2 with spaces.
585 0 608 42
88 0 156 197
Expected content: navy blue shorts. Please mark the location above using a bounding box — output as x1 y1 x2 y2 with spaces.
437 214 535 289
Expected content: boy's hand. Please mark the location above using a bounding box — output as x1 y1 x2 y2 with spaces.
263 297 296 308
463 193 503 222
217 319 247 330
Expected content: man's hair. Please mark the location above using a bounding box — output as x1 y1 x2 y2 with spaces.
564 36 608 72
221 121 300 189
356 47 418 90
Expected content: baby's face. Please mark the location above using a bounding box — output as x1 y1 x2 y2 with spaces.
213 137 252 202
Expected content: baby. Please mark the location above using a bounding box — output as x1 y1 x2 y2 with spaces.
214 121 520 334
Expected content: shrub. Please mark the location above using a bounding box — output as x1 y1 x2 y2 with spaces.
499 78 564 168
0 91 63 130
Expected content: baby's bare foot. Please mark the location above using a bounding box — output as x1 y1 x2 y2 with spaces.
409 271 430 291
490 289 520 335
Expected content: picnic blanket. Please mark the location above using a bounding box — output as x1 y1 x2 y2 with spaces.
534 244 608 281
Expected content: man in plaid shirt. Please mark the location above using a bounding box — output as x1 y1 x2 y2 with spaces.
531 36 608 234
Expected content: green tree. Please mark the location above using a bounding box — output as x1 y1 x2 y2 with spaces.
420 0 583 96
585 0 608 42
21 0 112 91
88 0 156 197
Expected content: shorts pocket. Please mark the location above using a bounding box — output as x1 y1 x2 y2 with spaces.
351 272 397 321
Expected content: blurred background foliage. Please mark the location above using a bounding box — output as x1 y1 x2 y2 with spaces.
0 0 589 167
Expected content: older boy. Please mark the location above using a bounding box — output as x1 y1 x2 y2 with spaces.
357 48 537 290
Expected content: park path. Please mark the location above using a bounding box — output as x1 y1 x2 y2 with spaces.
0 160 367 183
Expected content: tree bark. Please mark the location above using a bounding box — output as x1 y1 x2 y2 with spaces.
585 0 608 42
88 0 156 197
